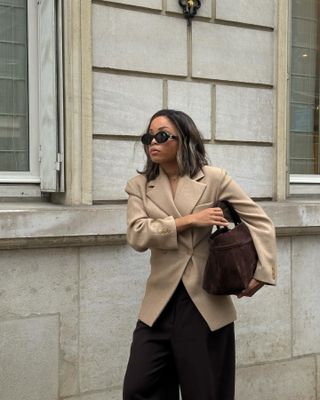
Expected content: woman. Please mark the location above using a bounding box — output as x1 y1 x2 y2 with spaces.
123 109 277 400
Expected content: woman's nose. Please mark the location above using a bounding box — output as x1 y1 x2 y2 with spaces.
150 136 157 145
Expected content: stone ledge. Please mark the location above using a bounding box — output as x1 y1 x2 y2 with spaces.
0 203 127 249
0 201 320 249
262 201 320 236
0 234 127 250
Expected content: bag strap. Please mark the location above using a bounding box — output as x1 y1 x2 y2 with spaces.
216 200 241 226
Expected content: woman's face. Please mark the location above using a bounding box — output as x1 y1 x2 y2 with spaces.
147 116 179 167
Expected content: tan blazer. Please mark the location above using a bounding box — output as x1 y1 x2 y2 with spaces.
125 166 277 331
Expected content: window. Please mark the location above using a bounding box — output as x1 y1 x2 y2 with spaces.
0 0 64 192
290 0 320 185
0 0 38 181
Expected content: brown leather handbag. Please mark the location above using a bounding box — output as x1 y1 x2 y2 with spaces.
202 200 258 295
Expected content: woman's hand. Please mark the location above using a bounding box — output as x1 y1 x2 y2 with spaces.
237 278 264 298
175 207 228 232
191 207 229 228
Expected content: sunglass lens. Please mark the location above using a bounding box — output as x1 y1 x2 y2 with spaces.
141 133 152 145
156 131 169 143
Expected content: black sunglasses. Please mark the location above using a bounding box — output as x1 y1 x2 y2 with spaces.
141 131 178 145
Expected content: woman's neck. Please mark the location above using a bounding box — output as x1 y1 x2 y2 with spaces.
161 163 179 180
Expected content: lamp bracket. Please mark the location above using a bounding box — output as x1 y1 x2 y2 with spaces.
178 0 201 25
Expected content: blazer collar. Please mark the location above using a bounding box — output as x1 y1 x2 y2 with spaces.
147 168 207 217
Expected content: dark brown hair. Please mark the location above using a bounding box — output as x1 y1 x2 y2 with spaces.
138 109 208 181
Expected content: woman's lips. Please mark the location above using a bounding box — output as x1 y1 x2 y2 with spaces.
149 148 160 156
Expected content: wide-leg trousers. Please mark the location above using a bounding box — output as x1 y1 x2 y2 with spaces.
123 281 235 400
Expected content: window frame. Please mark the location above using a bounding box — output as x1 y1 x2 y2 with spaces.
290 174 320 183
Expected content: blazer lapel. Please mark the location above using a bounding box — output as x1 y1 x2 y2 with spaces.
146 168 181 218
174 169 207 216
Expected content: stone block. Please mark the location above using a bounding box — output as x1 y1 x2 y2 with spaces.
104 388 123 400
93 5 187 76
167 80 212 139
79 245 149 392
292 236 320 356
215 85 274 142
93 139 145 201
93 72 163 136
236 357 316 400
94 140 273 200
0 315 59 400
264 202 320 230
216 0 275 28
0 248 79 397
102 0 162 9
235 238 291 365
167 0 212 18
192 22 274 84
205 143 273 197
66 391 121 400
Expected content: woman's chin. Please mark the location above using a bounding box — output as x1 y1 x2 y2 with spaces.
150 155 162 163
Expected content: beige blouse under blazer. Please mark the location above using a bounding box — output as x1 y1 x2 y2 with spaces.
125 166 277 332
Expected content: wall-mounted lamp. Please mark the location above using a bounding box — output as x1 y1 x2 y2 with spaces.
179 0 201 25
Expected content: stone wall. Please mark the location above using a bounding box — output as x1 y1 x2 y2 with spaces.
91 1 319 399
92 0 275 201
1 231 320 400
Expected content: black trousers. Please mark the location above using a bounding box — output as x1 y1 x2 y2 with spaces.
123 281 235 400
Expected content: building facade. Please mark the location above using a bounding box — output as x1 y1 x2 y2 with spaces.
0 0 320 399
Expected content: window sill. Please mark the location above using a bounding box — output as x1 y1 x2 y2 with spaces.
0 200 320 250
0 184 41 199
290 184 320 195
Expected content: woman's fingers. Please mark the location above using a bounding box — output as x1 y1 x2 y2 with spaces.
212 207 224 216
215 217 229 226
237 279 264 298
210 208 228 225
192 207 229 227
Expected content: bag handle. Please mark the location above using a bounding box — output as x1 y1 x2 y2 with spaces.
215 200 241 227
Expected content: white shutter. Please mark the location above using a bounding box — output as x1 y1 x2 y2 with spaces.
38 0 64 192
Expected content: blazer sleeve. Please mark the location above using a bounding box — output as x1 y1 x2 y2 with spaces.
125 179 178 252
217 169 277 285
